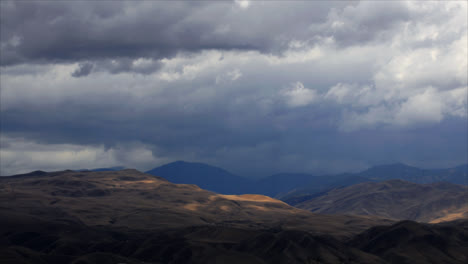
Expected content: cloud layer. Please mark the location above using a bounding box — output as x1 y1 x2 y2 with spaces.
1 1 467 176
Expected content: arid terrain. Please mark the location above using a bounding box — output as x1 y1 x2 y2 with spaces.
293 179 468 223
1 169 467 263
2 1 467 263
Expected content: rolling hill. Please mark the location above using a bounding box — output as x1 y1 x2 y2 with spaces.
357 163 468 185
294 179 468 223
278 163 467 203
1 169 467 263
0 169 390 236
349 220 468 264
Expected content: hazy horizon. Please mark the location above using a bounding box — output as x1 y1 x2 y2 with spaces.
2 160 467 180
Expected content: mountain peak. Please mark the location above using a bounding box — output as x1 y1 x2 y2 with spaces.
145 161 249 194
369 163 418 170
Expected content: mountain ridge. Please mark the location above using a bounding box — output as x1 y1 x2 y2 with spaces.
1 169 467 263
144 161 467 198
294 179 468 223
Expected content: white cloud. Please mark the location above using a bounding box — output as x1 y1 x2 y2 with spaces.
337 86 467 131
235 0 250 9
394 87 444 125
216 68 242 84
0 136 167 175
281 82 318 107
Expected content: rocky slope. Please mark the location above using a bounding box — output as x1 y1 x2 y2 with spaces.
295 180 468 222
1 170 467 263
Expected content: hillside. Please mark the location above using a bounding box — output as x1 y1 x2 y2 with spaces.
0 169 390 236
280 163 467 203
359 163 468 185
2 169 468 263
294 180 468 222
349 220 468 264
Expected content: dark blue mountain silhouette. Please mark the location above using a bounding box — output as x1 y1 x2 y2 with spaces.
146 161 251 194
146 161 468 197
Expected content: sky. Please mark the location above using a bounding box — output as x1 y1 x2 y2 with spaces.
0 0 467 177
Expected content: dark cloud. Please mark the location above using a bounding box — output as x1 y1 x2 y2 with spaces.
70 59 163 76
0 1 466 176
71 62 93 77
0 1 398 67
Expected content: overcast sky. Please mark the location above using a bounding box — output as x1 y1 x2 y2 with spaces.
0 1 467 177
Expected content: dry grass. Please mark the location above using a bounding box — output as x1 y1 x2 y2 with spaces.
0 169 393 238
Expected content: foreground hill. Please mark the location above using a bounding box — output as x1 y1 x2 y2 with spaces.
350 220 468 264
1 170 467 263
0 169 389 236
294 180 468 223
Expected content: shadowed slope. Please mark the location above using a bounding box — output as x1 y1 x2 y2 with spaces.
2 170 468 263
295 180 468 222
349 220 468 264
0 169 391 237
0 169 393 264
359 163 468 185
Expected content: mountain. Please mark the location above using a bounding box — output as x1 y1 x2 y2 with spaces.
0 169 389 236
256 173 372 199
349 220 468 264
359 163 468 185
0 169 395 264
90 166 125 172
257 163 467 199
279 174 375 203
294 179 468 223
280 163 467 204
255 173 316 197
146 161 251 194
145 161 375 197
74 166 125 172
2 169 467 263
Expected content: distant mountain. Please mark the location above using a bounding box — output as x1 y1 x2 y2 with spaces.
146 163 372 197
279 174 375 203
359 163 468 185
146 161 251 194
294 179 468 222
75 166 125 172
280 163 467 203
145 161 467 198
255 173 316 197
90 166 125 172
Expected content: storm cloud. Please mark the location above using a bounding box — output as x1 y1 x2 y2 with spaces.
0 1 466 176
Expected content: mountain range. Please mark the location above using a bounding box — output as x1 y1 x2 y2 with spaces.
293 179 468 223
1 169 467 263
145 161 251 194
144 161 468 198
